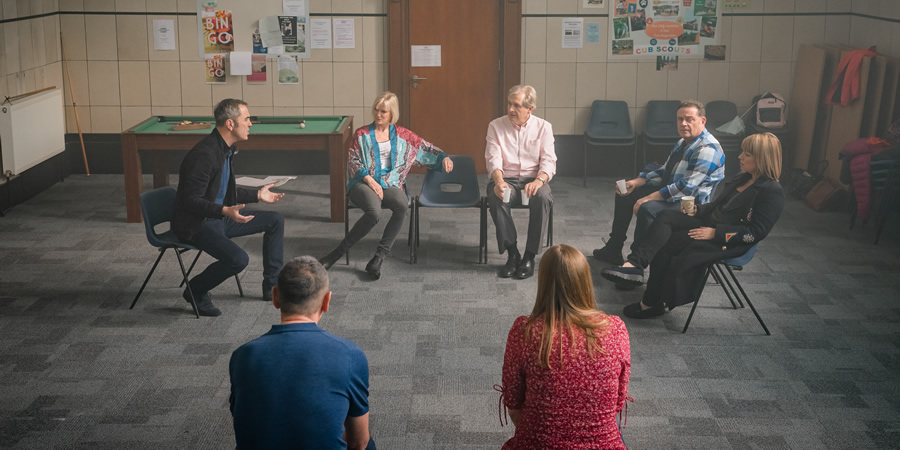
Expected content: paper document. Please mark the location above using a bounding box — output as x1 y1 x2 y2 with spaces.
236 176 297 188
230 52 252 75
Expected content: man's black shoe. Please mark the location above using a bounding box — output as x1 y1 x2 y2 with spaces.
514 258 535 279
592 246 625 265
319 248 344 270
600 265 644 286
365 255 383 280
263 284 273 302
622 302 665 319
182 288 221 317
498 252 521 278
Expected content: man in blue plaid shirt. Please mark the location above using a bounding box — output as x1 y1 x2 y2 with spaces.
593 99 725 266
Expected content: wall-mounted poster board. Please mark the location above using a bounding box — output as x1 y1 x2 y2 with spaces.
609 0 720 59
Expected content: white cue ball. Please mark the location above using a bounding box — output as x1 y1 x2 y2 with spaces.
300 122 306 128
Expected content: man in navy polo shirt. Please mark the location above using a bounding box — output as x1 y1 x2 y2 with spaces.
229 256 374 449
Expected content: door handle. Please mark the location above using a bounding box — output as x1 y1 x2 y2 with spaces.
411 75 427 88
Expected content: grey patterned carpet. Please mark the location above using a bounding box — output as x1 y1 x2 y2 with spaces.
1 174 898 449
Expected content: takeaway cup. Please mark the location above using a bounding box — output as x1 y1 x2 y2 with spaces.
520 189 530 206
502 186 511 203
681 196 695 214
616 179 627 195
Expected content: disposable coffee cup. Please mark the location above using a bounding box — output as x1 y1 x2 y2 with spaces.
502 187 511 203
520 189 530 206
681 196 695 214
616 179 627 195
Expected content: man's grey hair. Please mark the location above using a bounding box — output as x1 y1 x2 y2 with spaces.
277 256 329 315
508 85 537 109
214 98 248 126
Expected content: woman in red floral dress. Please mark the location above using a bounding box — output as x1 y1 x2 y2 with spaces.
500 244 631 449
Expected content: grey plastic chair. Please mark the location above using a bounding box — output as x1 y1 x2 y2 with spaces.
583 100 636 186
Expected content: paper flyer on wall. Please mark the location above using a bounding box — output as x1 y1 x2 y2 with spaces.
199 6 234 55
252 27 267 54
277 55 299 84
248 54 267 82
310 18 331 49
283 1 311 59
562 18 584 49
333 18 355 49
609 0 720 59
584 0 606 8
230 52 252 75
205 54 227 84
153 19 176 50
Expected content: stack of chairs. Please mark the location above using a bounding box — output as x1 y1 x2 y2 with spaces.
705 100 745 179
641 100 681 167
582 100 636 186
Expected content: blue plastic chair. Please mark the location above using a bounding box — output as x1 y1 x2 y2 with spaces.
682 244 770 335
129 187 243 318
705 100 744 178
414 155 487 264
583 100 636 186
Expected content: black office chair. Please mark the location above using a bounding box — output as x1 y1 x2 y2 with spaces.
642 100 681 166
414 155 487 264
682 244 770 335
130 187 243 318
583 100 636 186
705 100 745 179
344 184 416 265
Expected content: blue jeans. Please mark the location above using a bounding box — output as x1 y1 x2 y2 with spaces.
186 210 284 296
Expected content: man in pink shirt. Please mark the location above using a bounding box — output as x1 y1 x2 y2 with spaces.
485 85 557 279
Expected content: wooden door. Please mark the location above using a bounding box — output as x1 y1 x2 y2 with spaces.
388 0 521 173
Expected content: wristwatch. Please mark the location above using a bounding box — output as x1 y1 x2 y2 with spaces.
536 176 548 184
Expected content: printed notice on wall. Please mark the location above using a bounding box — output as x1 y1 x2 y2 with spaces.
584 0 606 7
562 18 584 49
153 19 176 50
411 45 441 67
310 18 331 49
333 18 355 49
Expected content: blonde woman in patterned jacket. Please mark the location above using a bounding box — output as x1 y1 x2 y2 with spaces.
319 92 452 280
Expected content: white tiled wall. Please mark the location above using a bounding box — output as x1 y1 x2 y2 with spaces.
522 0 900 134
1 0 899 136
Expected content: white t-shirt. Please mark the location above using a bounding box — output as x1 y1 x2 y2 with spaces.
378 140 391 170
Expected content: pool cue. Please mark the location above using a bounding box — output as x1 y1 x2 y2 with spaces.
3 86 57 103
60 33 90 176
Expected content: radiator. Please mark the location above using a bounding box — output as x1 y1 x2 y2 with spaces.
0 88 66 176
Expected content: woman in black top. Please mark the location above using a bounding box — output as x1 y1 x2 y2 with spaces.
601 133 786 319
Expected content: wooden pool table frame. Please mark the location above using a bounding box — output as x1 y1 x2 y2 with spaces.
121 115 354 223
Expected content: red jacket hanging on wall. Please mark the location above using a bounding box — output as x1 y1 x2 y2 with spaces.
824 46 877 107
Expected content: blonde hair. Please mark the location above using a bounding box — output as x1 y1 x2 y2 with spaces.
372 91 399 125
741 132 782 181
508 85 537 109
525 245 610 369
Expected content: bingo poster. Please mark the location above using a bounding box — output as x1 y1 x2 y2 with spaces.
610 0 720 58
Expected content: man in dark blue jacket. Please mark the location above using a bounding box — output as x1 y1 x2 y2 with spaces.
172 99 284 316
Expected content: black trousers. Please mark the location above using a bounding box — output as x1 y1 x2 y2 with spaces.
608 184 681 253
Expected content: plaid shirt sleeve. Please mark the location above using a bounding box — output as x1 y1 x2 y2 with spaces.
658 138 724 201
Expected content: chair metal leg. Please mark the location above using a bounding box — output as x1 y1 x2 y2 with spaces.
682 265 713 333
130 248 167 309
583 139 588 188
410 197 417 264
345 201 351 265
235 275 244 297
722 264 769 335
174 248 200 319
710 264 738 309
480 198 488 264
179 250 203 287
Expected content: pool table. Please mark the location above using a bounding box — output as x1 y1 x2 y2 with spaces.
121 115 354 223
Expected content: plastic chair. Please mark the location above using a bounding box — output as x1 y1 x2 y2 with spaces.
583 100 636 186
849 159 900 243
873 161 900 244
414 155 487 264
344 184 416 265
682 244 770 335
705 100 744 178
130 187 243 319
642 100 681 166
